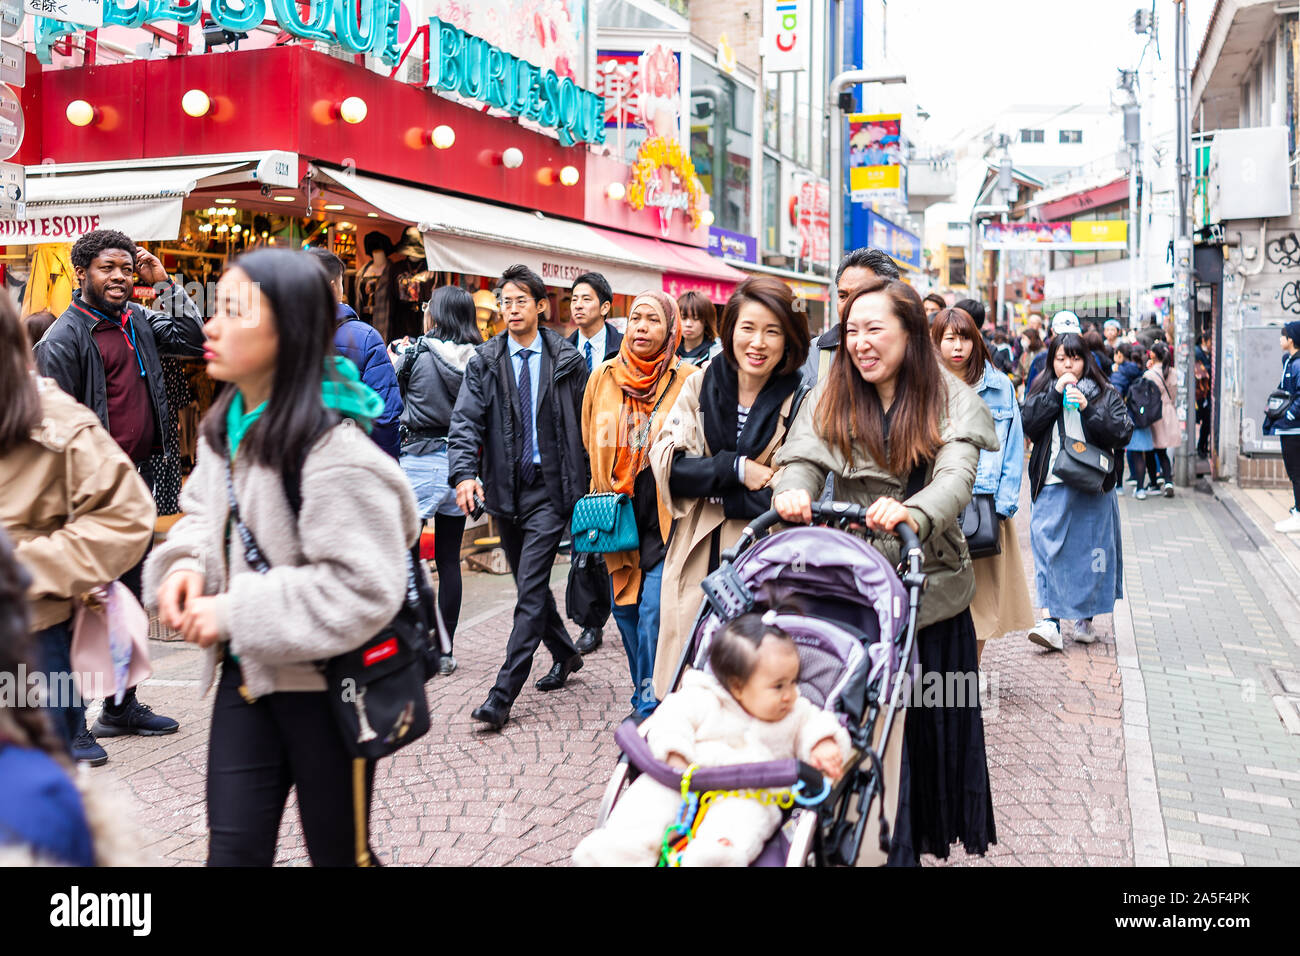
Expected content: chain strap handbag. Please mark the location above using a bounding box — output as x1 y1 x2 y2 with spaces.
570 371 675 554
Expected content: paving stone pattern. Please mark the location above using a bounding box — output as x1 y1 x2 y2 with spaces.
1119 489 1300 867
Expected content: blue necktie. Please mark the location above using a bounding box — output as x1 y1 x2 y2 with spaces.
517 351 536 485
584 340 594 371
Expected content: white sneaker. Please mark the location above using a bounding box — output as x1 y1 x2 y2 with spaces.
1027 619 1063 651
1162 481 1175 498
1074 619 1097 643
1275 511 1300 534
1134 488 1147 500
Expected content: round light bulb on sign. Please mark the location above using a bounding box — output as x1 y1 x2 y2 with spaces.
501 147 523 169
182 89 211 118
338 97 368 125
66 100 96 127
431 125 455 149
559 165 580 187
606 182 626 201
699 210 715 228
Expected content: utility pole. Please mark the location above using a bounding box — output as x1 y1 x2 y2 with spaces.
1172 0 1197 486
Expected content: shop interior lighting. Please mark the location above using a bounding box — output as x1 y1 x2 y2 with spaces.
335 97 368 125
181 89 211 118
324 203 346 211
430 125 455 149
273 195 296 202
559 165 580 187
65 100 98 127
501 147 524 169
215 198 236 205
366 212 379 218
231 225 242 234
337 221 354 230
605 182 626 201
206 207 217 216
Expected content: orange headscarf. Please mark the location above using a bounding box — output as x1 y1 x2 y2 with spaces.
607 291 683 496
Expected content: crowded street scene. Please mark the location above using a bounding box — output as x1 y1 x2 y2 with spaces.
0 0 1295 926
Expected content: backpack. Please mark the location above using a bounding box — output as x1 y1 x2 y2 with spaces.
1194 359 1210 404
1126 376 1163 429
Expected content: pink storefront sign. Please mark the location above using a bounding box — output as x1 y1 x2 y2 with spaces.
662 271 736 303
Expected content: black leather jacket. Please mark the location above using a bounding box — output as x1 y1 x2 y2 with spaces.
1022 377 1134 501
448 328 589 520
34 284 205 460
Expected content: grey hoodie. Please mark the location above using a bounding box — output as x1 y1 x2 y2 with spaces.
397 335 478 455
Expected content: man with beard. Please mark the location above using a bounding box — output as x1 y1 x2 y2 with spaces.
34 229 203 757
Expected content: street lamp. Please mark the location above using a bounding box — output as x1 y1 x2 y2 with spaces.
826 69 907 310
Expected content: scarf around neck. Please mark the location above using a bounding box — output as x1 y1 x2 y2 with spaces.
700 356 801 459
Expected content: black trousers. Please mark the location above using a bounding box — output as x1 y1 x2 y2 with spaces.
488 476 578 707
1281 435 1300 512
207 662 377 867
1197 400 1212 457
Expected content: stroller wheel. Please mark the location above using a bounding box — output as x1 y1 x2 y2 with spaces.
784 811 819 867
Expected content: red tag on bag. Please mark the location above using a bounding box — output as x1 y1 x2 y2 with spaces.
363 638 399 667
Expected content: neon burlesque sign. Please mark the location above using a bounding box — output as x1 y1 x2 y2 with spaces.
35 0 404 63
427 17 606 148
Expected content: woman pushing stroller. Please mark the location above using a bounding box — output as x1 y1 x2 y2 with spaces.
770 278 1000 866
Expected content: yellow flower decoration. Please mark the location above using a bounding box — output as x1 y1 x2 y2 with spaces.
624 136 705 227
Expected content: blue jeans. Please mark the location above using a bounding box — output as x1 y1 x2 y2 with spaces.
35 619 85 748
610 561 663 719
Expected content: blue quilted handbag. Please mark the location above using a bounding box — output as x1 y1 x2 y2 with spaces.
570 492 639 554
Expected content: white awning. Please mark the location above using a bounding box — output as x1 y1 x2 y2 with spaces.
312 166 662 295
1 163 244 244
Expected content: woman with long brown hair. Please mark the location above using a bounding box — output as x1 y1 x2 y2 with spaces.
931 307 1034 663
0 290 155 768
772 279 999 865
583 291 699 720
649 276 810 699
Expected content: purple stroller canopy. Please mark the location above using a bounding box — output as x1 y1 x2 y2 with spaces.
731 527 908 643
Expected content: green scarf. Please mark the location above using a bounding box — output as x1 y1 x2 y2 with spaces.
226 356 384 459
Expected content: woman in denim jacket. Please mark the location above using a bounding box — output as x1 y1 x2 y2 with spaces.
932 308 1035 663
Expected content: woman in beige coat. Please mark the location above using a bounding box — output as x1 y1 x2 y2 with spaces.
648 277 810 698
0 292 155 767
1144 341 1180 497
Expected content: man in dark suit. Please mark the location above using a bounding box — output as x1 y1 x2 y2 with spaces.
449 264 590 731
565 272 622 655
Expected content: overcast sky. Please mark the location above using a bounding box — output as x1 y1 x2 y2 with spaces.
888 0 1214 143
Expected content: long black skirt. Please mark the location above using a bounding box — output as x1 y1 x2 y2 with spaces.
886 609 997 866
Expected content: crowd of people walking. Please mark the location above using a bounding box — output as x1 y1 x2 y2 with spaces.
1 225 1216 868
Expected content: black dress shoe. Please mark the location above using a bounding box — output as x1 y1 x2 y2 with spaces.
471 701 510 731
575 627 603 655
535 653 583 691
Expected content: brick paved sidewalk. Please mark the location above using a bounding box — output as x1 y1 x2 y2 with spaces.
1117 486 1300 866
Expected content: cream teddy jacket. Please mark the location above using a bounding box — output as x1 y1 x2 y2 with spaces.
143 418 420 698
642 668 851 768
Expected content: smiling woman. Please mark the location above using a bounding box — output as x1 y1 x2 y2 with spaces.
771 277 1002 866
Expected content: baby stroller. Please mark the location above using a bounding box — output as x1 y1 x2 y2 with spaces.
594 501 926 867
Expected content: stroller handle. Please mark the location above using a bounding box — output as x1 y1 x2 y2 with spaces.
722 500 923 564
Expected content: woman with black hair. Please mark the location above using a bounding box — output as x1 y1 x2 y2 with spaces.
1023 333 1133 650
1144 341 1179 497
145 248 421 866
394 284 484 674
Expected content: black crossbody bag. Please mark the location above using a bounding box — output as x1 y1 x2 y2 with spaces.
1050 407 1112 494
222 457 441 760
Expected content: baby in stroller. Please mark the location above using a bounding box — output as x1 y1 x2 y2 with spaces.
573 612 851 867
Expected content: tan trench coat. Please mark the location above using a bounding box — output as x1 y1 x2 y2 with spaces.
647 372 803 698
1147 366 1181 450
0 378 155 632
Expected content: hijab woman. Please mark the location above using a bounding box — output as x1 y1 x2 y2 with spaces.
582 291 698 719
